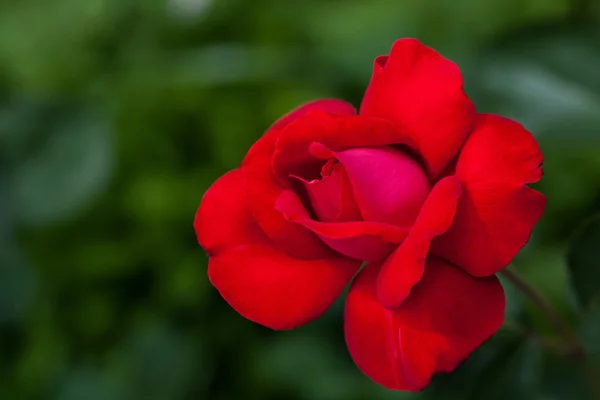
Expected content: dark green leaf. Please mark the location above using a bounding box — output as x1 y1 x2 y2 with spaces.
428 329 537 399
580 305 600 374
55 365 126 400
567 215 600 309
9 109 113 227
474 338 542 400
474 27 600 141
106 320 199 400
0 215 36 325
541 353 596 400
0 245 36 325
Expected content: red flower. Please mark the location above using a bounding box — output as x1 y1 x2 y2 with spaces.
194 38 545 391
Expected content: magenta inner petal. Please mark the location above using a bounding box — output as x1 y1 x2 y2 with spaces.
275 189 409 262
319 235 397 262
293 160 362 223
333 146 430 227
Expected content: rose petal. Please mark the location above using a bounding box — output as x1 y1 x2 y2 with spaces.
334 146 430 227
275 189 408 262
242 99 357 259
195 169 264 255
294 162 362 223
376 176 462 309
344 259 505 391
360 38 476 178
210 243 361 330
432 114 546 277
195 169 361 330
272 111 418 185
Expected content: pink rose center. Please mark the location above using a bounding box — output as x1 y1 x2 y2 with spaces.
298 145 431 228
293 158 362 223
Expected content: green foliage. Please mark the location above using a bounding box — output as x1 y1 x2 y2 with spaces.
1 0 600 399
8 104 113 227
568 215 600 309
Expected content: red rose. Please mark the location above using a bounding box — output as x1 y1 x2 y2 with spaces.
194 38 545 391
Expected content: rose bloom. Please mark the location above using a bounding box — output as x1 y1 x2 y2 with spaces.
194 38 545 391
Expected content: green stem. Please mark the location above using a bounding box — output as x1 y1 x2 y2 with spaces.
500 268 600 399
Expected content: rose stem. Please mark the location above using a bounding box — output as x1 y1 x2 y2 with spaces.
500 267 600 399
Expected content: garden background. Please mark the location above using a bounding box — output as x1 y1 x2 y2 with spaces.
1 0 600 399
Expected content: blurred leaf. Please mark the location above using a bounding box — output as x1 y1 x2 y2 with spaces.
254 332 424 400
541 353 596 400
567 215 600 309
170 45 302 85
428 329 525 399
539 279 600 400
0 0 136 90
167 0 213 22
516 247 577 334
303 1 419 83
476 27 600 140
0 174 11 244
581 306 600 353
107 320 200 400
56 365 126 400
158 253 210 308
0 242 36 325
15 305 68 399
206 92 259 168
255 333 359 400
0 97 47 163
473 338 542 400
499 270 526 324
9 109 113 227
580 305 600 374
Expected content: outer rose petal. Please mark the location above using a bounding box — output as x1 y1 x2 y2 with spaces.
272 110 418 185
360 38 476 178
210 245 360 330
345 260 505 391
195 169 262 255
195 169 361 330
275 190 408 262
376 176 462 309
432 114 546 277
242 99 356 259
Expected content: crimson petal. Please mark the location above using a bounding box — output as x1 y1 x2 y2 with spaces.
376 176 462 309
272 111 417 186
195 169 361 330
360 38 476 178
345 259 505 391
432 114 546 277
242 99 357 259
275 189 408 262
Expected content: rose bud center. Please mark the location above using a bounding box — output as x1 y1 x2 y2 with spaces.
298 145 430 228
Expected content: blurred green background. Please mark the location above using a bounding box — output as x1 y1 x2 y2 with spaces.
1 0 600 399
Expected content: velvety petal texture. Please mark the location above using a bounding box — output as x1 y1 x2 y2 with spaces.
376 176 462 309
345 260 505 391
242 100 357 260
275 190 407 261
294 160 362 223
334 146 430 227
195 169 361 330
432 114 545 277
360 38 476 178
272 110 417 185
